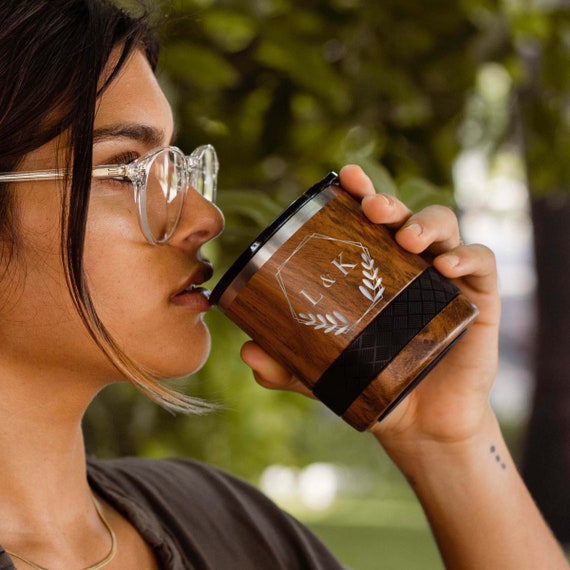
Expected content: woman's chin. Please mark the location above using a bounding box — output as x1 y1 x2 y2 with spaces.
152 335 212 381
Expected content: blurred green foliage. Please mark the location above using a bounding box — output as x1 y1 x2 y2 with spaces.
84 0 570 482
508 6 570 194
155 0 483 203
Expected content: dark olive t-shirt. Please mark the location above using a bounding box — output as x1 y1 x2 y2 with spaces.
0 457 345 569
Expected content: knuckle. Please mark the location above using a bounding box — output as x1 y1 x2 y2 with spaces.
480 244 497 265
418 204 458 227
468 243 497 268
432 204 457 222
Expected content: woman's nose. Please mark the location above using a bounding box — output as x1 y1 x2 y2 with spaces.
169 189 225 248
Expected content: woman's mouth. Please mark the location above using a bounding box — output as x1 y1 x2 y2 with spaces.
170 265 214 311
170 284 212 310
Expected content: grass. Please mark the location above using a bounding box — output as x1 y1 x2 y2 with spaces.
282 481 444 570
307 523 442 570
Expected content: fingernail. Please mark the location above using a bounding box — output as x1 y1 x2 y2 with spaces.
404 223 422 236
442 254 460 267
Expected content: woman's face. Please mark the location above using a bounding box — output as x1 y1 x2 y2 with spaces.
0 50 224 384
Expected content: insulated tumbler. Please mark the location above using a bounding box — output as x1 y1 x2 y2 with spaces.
210 173 478 431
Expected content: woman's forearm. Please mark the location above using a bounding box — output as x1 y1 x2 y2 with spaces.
376 410 568 570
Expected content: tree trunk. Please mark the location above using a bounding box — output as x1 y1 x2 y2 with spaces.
521 193 570 544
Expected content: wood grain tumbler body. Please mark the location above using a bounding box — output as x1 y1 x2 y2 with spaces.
211 174 478 431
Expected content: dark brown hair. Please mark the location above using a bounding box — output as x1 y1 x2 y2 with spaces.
0 0 211 413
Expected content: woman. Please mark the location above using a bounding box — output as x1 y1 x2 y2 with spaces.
0 1 566 569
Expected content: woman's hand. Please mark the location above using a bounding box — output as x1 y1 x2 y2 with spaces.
242 167 570 570
241 164 501 450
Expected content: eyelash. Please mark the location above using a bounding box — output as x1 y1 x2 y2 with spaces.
109 177 132 187
109 151 140 165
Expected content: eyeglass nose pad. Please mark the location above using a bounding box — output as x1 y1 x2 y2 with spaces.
187 145 218 204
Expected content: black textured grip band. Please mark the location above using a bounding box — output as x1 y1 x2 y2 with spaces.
312 266 460 416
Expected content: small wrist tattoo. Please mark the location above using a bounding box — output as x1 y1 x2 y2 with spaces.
490 445 507 470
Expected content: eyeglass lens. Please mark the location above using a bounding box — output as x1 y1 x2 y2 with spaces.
144 148 186 243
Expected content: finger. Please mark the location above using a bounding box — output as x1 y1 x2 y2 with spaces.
395 205 462 256
434 243 499 298
360 192 413 228
240 341 314 397
435 244 501 330
338 164 376 199
338 165 414 227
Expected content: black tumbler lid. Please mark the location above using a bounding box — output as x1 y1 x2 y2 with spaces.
210 172 339 305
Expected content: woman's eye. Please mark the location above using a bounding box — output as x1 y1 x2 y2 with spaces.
93 150 140 190
111 151 140 165
92 175 132 192
108 177 133 187
96 150 140 166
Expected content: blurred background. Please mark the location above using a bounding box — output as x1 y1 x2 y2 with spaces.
84 0 570 567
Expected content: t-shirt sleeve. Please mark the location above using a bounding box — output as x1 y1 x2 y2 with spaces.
88 456 347 570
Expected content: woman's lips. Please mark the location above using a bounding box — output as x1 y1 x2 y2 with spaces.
170 285 212 310
170 263 214 311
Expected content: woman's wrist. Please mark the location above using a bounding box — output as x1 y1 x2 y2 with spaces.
371 408 568 569
369 404 501 483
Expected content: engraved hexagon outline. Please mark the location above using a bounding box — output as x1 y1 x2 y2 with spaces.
275 233 385 335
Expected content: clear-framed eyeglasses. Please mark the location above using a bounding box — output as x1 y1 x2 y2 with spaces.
0 144 218 245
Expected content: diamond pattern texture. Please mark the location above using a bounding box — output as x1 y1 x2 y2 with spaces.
313 267 459 415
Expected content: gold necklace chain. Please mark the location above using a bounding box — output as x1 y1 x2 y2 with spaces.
5 493 117 570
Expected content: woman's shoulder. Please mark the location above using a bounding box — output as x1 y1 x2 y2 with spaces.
88 455 247 488
88 456 269 508
87 456 345 569
87 455 275 509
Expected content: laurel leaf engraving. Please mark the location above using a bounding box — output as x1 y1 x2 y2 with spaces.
359 285 374 300
333 311 349 324
359 252 384 303
374 286 385 301
298 310 351 334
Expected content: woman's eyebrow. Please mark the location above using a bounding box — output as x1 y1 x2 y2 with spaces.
92 124 174 147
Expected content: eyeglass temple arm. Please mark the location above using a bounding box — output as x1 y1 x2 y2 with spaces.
0 170 66 183
0 165 129 183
